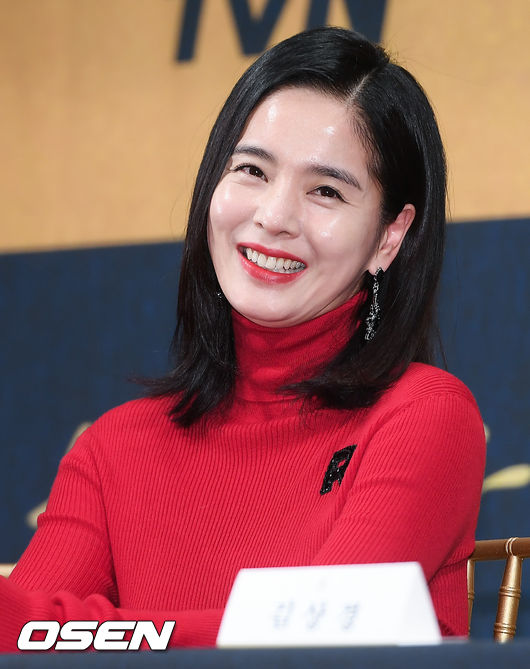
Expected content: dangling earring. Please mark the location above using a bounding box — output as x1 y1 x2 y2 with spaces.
365 267 384 341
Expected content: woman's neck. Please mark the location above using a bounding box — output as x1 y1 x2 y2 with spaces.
231 292 365 405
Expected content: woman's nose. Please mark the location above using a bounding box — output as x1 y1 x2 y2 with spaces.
252 179 301 237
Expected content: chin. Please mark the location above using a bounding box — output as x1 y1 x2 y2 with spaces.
231 300 292 327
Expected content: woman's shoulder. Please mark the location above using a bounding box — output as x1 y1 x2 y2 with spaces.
73 395 179 458
378 362 481 415
367 363 486 466
95 394 177 428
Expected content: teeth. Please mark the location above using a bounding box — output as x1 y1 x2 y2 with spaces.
241 247 306 273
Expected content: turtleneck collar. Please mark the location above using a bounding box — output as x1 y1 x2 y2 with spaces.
231 291 365 404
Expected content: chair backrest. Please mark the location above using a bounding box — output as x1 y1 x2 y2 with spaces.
468 537 530 641
0 564 15 578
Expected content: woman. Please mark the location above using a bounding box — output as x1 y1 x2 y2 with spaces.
2 27 485 649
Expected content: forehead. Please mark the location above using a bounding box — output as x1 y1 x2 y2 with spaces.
242 87 351 138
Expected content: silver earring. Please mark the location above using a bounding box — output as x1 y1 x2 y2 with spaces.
365 267 383 341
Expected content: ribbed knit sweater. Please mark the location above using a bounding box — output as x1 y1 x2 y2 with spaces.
2 295 485 651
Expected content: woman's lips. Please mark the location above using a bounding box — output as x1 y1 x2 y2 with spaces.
237 244 306 284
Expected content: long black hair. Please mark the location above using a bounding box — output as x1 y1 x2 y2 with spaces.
148 27 447 425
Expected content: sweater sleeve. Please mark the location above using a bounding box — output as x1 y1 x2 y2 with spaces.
310 389 485 573
2 428 224 652
0 576 223 651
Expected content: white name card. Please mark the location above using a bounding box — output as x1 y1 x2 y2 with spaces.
217 562 441 647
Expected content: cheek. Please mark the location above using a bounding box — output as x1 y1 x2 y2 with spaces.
208 185 245 268
207 191 231 264
209 182 253 233
311 218 367 261
308 215 377 261
208 187 229 232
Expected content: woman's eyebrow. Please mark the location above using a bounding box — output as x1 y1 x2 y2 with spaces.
310 164 362 190
232 144 275 161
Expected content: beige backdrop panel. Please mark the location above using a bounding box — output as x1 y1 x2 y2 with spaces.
0 0 528 252
383 0 530 223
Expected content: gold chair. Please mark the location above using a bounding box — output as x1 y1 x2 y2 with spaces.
0 564 15 578
468 537 530 641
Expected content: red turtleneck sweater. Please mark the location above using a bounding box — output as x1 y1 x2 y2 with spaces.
2 296 485 650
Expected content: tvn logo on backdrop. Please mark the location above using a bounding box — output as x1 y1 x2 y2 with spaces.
175 0 387 60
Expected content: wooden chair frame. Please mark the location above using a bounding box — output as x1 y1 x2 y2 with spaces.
0 564 15 578
468 537 530 641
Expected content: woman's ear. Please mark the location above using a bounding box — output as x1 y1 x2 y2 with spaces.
369 203 415 274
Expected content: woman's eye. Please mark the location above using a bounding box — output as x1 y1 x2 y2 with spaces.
233 164 265 180
314 185 343 200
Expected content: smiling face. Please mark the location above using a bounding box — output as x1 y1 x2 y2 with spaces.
207 87 411 328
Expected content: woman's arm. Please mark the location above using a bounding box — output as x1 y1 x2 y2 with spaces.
311 390 485 572
309 389 486 635
3 427 224 652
